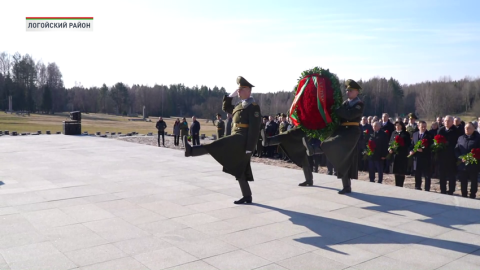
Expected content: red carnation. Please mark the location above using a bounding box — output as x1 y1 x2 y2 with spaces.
395 135 405 146
421 138 429 147
472 148 480 159
365 129 369 134
368 140 376 151
434 134 446 144
385 130 390 134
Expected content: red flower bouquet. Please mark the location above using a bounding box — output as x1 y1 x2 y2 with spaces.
431 134 446 159
432 135 447 152
363 140 376 160
458 148 480 166
407 138 429 158
386 135 404 159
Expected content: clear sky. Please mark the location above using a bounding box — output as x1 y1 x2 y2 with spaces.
1 0 479 92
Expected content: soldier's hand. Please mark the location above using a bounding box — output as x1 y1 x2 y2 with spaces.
229 89 239 97
246 151 252 154
417 148 423 152
409 151 414 156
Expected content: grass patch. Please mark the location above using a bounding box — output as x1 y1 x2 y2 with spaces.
0 113 219 135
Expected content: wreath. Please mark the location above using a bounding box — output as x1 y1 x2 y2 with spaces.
289 67 343 140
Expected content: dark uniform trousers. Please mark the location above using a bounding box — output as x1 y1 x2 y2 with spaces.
459 170 478 198
237 163 253 197
415 165 431 191
369 160 384 183
439 174 456 195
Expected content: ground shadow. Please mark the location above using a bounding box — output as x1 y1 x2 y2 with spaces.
0 181 4 186
253 203 480 256
315 185 480 229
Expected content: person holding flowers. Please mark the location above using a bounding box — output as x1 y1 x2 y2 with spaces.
409 121 433 191
368 121 389 183
388 121 411 187
437 116 461 195
454 123 480 199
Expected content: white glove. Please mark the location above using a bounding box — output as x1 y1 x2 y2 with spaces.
229 89 238 97
246 151 252 154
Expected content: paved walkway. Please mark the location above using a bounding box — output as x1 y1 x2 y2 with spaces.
1 135 480 270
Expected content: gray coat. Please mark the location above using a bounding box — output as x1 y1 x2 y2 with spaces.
173 123 181 136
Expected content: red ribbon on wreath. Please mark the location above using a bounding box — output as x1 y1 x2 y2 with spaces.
289 74 333 130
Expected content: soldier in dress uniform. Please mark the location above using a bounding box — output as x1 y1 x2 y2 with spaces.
304 79 364 194
215 113 225 139
184 76 261 204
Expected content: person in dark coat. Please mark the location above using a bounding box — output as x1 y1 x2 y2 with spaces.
190 116 201 145
368 121 388 183
437 115 461 194
225 113 232 136
265 116 278 157
454 117 465 135
455 123 480 198
184 76 261 204
409 121 433 191
179 117 189 147
304 79 364 194
359 116 374 172
173 118 181 146
307 138 322 173
254 118 267 157
389 121 411 187
381 113 395 174
436 116 444 128
155 117 167 147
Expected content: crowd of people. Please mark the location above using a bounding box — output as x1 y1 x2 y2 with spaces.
250 112 479 199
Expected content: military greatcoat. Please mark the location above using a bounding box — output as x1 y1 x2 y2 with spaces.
322 98 364 179
204 96 262 181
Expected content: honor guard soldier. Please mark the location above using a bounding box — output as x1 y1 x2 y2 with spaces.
304 79 364 194
184 76 262 204
215 113 225 139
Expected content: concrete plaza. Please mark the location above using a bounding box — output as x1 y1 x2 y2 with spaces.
1 135 480 270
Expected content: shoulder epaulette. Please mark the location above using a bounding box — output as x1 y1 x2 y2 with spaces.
252 102 258 106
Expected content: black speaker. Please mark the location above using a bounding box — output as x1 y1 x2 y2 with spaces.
63 121 81 135
70 111 81 121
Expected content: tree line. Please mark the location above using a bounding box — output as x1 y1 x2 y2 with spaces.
1 51 479 119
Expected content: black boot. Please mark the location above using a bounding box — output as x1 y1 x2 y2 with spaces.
234 196 252 204
338 187 352 194
184 137 208 157
299 181 313 186
302 137 323 156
